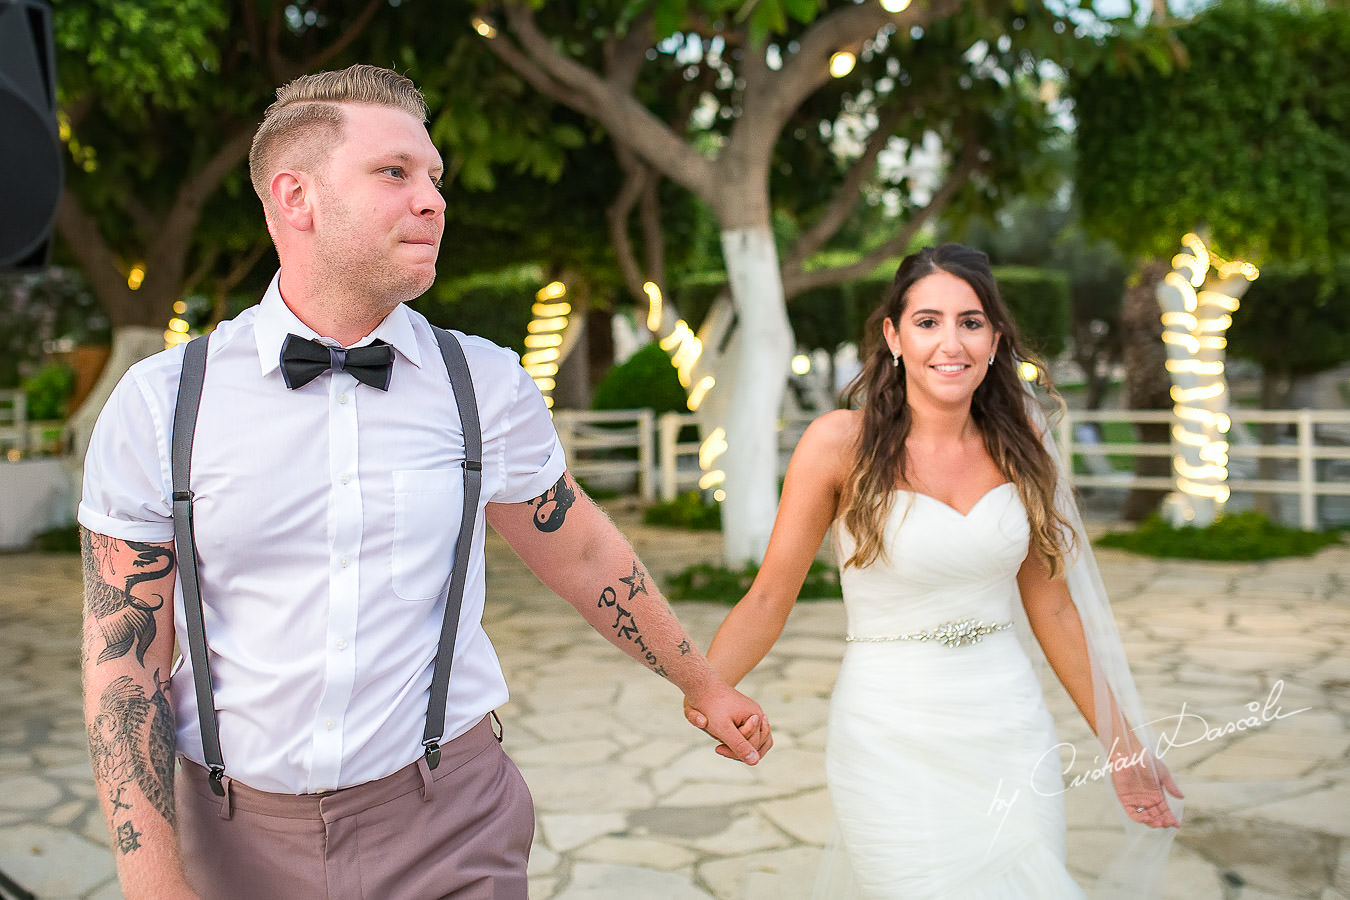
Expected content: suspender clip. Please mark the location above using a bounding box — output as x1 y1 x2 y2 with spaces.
208 765 226 797
172 490 194 502
462 459 482 472
423 740 442 770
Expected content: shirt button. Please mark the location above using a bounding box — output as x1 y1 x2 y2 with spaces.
338 393 348 404
336 639 348 651
339 556 349 568
340 474 350 485
325 719 335 730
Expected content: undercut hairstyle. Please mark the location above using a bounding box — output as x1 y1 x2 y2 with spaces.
248 64 429 209
838 243 1077 576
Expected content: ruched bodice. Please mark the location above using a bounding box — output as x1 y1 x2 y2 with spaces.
820 482 1086 899
836 483 1027 640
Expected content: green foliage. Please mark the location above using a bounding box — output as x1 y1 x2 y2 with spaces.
664 560 841 602
591 343 690 415
34 525 82 554
642 491 722 530
993 266 1070 358
1096 512 1344 561
1227 260 1350 378
0 268 108 388
20 363 77 421
412 266 543 356
1073 1 1350 264
54 0 227 118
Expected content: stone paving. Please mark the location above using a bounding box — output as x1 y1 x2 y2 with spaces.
1 511 1348 899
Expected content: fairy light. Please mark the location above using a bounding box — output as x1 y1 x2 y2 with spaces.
829 51 856 78
688 375 716 412
791 354 812 376
127 264 146 291
1157 232 1258 525
644 282 663 333
471 15 498 38
523 281 572 408
880 0 912 10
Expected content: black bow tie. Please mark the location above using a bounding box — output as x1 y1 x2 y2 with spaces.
280 334 394 391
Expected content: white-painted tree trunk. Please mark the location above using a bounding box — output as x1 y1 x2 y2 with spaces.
65 326 166 462
715 227 794 565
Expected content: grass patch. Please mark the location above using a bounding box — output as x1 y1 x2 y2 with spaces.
642 491 722 531
665 560 841 602
1095 512 1344 561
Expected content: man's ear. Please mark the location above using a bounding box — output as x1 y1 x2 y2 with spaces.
270 170 315 232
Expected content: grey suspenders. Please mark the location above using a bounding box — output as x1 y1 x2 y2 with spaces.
170 327 482 795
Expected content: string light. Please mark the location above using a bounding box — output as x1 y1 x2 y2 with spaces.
688 375 716 412
471 15 498 38
644 282 663 333
1158 232 1258 525
523 281 572 408
127 264 146 291
829 51 856 78
880 0 912 10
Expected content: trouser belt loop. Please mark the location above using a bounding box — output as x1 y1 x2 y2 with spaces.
215 773 234 820
416 755 435 802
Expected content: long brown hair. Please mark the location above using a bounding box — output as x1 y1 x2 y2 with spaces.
839 243 1076 576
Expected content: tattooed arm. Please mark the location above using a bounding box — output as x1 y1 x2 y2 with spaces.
81 528 199 899
487 472 772 765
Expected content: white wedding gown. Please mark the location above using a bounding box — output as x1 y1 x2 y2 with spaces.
821 484 1087 899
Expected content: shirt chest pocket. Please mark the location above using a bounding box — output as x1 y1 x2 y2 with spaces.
392 468 465 601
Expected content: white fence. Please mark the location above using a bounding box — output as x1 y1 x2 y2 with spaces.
556 406 1350 530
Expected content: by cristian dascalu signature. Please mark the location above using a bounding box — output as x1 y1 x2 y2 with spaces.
1048 678 1311 795
985 679 1311 833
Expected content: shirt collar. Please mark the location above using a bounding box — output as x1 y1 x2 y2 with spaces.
254 270 424 377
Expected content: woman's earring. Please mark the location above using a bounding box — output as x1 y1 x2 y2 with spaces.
988 349 996 366
891 351 901 368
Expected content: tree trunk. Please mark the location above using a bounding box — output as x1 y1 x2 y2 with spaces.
65 325 166 459
715 226 794 565
1120 259 1172 521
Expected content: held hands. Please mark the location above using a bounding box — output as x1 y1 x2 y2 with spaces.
682 686 773 765
1110 749 1184 829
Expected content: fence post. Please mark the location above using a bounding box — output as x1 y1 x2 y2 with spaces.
553 411 574 468
637 409 655 502
658 413 679 502
1298 409 1316 530
1057 410 1074 475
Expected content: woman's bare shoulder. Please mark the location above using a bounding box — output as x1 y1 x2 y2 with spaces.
793 409 860 476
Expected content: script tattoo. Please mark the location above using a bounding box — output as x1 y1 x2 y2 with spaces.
529 475 576 533
598 561 668 677
82 531 174 665
88 670 177 852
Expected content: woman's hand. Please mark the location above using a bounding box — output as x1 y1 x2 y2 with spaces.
1111 750 1184 828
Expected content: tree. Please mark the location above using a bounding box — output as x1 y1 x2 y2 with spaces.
478 0 1097 562
1073 0 1350 521
55 0 401 453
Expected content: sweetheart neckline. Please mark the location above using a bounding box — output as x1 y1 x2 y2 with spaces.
895 481 1015 518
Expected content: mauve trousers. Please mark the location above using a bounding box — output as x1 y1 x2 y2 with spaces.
175 716 534 899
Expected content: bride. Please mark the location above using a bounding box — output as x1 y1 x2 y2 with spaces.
688 244 1182 898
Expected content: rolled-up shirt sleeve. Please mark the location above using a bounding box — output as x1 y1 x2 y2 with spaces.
78 368 176 543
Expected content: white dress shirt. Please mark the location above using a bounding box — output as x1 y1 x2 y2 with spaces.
80 273 566 793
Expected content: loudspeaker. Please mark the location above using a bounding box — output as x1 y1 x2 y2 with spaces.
0 0 60 270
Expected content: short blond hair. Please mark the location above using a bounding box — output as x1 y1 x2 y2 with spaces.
248 64 429 208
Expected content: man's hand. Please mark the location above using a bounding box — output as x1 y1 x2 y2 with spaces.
682 684 773 765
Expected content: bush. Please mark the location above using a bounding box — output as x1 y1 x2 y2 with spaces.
643 490 722 530
665 560 842 602
592 343 689 416
1096 512 1344 561
991 266 1070 359
21 362 76 420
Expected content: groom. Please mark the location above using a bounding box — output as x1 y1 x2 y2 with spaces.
78 63 771 899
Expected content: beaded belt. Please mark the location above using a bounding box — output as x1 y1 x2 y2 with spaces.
845 616 1013 649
